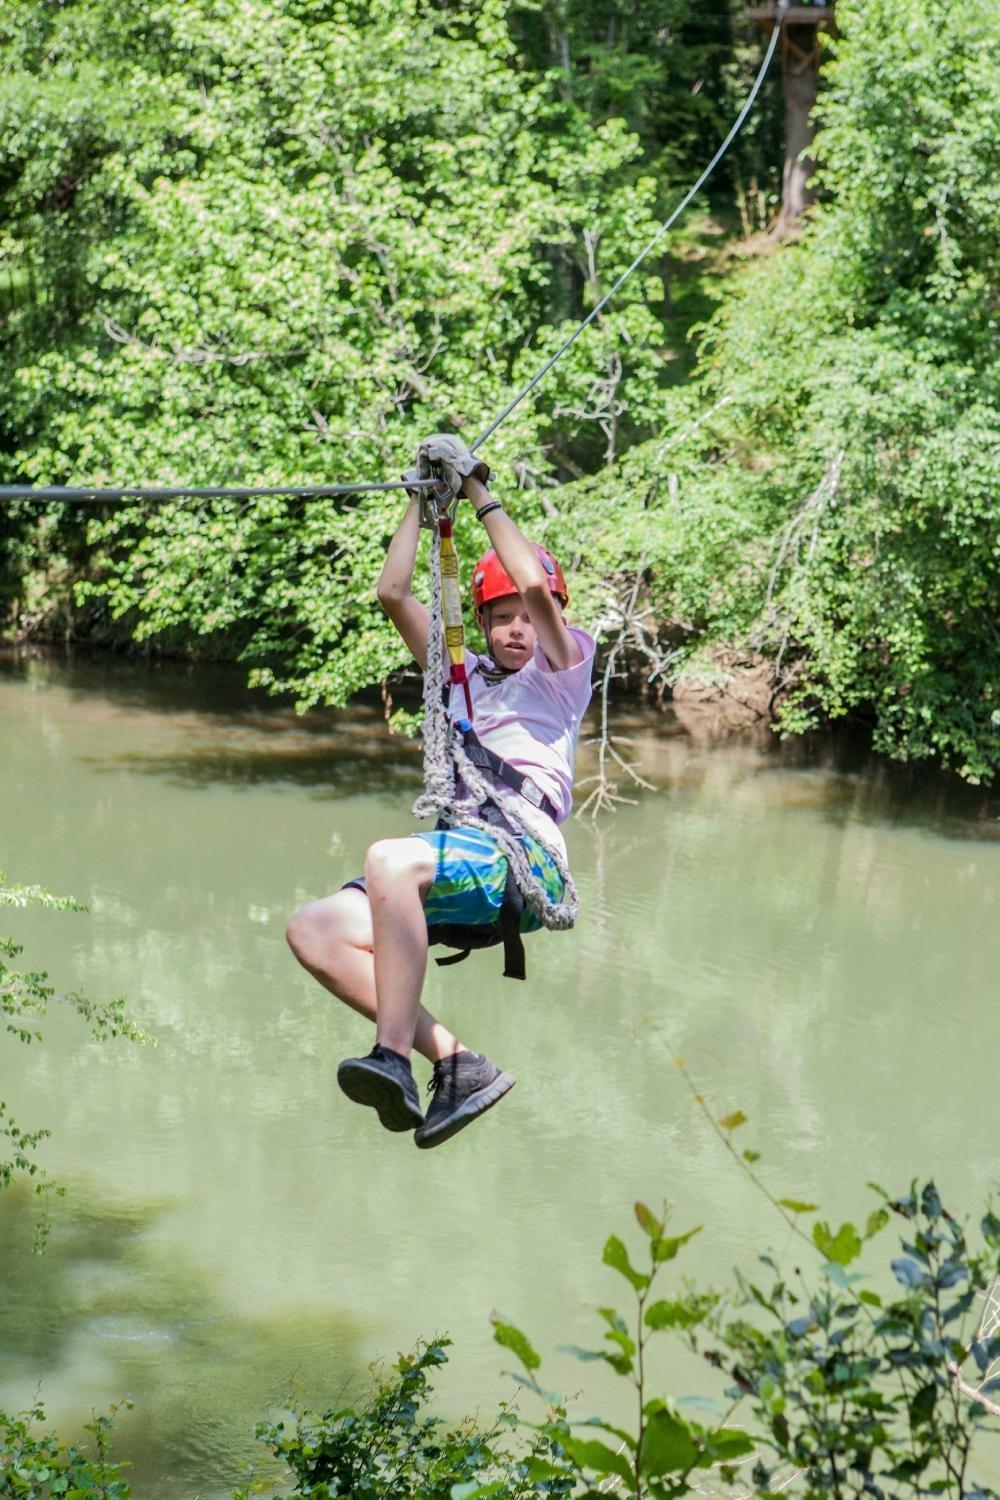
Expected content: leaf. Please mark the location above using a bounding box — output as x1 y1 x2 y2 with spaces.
908 1383 937 1427
576 1417 637 1450
676 1394 726 1416
812 1220 862 1265
706 1428 754 1461
558 1434 634 1483
891 1257 929 1290
821 1262 866 1289
635 1201 664 1239
645 1295 713 1331
639 1407 700 1476
779 1198 819 1215
718 1111 747 1132
597 1306 628 1334
920 1183 943 1221
603 1235 650 1290
652 1226 702 1263
864 1208 890 1240
510 1372 563 1404
490 1314 541 1372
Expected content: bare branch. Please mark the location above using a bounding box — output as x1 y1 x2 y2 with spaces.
100 314 309 367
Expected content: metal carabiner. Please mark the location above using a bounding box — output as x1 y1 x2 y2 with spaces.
417 470 459 531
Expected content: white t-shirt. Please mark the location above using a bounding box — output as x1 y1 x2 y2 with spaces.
448 627 596 859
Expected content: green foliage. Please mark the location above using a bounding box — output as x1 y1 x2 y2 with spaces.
0 0 996 780
714 1184 1000 1496
552 0 1000 782
0 0 677 706
493 1202 747 1498
491 1181 1000 1498
0 873 147 1207
242 1339 575 1500
0 1399 131 1499
1 1180 997 1495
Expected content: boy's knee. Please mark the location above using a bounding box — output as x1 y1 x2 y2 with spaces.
287 889 372 964
285 900 321 960
365 837 434 887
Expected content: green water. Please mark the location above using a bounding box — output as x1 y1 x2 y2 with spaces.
1 648 998 1495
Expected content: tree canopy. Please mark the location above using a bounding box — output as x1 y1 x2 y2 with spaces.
1 0 997 778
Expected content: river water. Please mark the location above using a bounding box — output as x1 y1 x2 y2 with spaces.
1 648 998 1494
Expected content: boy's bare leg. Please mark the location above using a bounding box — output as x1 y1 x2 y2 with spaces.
364 837 439 1059
286 882 468 1064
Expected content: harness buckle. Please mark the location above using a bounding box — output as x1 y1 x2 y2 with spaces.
521 779 544 809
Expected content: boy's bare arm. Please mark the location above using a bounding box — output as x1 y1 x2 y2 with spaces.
376 496 431 670
461 476 583 671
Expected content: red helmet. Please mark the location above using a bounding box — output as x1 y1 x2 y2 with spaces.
472 544 568 613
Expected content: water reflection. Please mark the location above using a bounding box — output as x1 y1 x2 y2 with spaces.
0 1184 364 1496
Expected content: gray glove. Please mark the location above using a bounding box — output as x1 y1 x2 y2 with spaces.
416 434 491 496
400 466 425 498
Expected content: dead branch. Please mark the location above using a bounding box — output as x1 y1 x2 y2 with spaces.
100 314 308 367
755 449 844 697
576 564 680 818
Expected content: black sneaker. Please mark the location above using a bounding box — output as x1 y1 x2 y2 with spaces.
337 1045 424 1132
413 1051 515 1150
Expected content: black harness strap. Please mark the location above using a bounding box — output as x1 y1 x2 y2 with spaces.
455 720 559 822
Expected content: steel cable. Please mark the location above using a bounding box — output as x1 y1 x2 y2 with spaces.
471 6 785 451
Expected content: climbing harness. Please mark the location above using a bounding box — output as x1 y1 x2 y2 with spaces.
412 475 579 976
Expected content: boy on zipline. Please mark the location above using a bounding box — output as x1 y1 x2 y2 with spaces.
286 435 594 1148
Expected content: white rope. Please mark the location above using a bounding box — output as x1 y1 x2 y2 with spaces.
412 526 579 931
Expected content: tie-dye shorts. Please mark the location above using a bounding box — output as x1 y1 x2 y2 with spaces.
414 825 564 934
343 826 565 934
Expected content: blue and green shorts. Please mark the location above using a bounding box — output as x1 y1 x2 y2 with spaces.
345 826 564 934
415 826 563 934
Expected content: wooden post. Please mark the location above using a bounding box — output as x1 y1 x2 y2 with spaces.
781 23 821 224
745 5 834 230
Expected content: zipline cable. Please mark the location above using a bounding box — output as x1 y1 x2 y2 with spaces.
0 5 785 506
470 2 786 452
0 479 436 502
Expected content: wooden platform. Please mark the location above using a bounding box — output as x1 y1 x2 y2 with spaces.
746 4 835 21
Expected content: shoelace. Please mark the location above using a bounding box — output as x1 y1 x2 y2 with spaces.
427 1057 465 1094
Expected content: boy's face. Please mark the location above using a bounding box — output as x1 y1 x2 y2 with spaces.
485 593 536 671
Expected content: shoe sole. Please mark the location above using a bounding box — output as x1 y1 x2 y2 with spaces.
414 1071 516 1150
337 1058 424 1133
